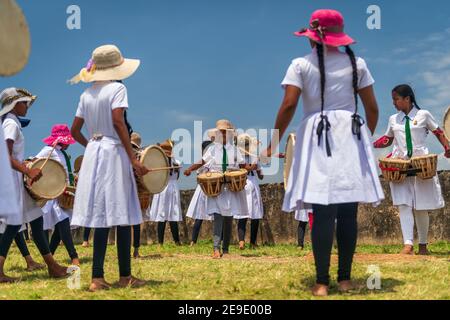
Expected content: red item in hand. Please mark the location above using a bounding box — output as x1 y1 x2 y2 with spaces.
374 135 392 148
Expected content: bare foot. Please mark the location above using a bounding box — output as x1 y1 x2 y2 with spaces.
0 274 20 284
212 250 221 259
81 241 90 248
26 261 46 272
71 258 81 266
312 284 329 297
48 263 69 279
239 241 245 250
89 278 112 292
400 245 414 255
190 241 195 247
338 280 355 293
118 276 146 288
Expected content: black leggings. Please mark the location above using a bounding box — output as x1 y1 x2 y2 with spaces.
92 226 131 279
133 224 141 249
157 222 180 244
83 228 91 242
191 220 203 244
0 231 30 258
311 203 358 286
237 219 260 245
298 221 308 248
0 216 50 258
45 218 78 260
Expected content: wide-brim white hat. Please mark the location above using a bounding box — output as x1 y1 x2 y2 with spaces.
69 44 140 84
0 87 36 117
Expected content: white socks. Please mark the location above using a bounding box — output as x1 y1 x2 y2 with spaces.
398 205 429 245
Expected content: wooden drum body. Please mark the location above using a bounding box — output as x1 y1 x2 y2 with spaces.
197 172 224 197
224 169 247 193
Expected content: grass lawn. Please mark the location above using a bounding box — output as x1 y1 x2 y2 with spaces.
0 241 448 300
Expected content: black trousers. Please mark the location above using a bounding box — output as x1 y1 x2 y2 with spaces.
83 227 91 242
311 203 358 286
157 222 180 244
297 221 308 248
133 224 141 249
0 216 50 258
0 231 30 258
237 219 260 245
45 218 78 260
92 226 131 279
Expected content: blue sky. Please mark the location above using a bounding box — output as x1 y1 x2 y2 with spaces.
2 0 450 189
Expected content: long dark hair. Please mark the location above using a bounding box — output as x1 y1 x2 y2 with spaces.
392 84 421 110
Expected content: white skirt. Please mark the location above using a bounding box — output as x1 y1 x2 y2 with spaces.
186 185 213 221
147 178 182 222
283 110 385 211
42 200 73 231
294 209 310 222
71 137 142 228
236 175 263 220
390 176 444 210
0 131 20 220
205 185 248 217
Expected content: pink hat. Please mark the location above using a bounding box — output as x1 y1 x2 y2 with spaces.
294 9 355 47
43 124 76 146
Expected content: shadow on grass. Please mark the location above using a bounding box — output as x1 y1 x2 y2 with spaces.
134 254 164 260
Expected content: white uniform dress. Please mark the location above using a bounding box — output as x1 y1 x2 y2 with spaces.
237 155 264 220
294 209 310 223
186 166 213 221
385 107 444 210
202 142 249 217
2 114 43 226
147 158 183 222
71 81 142 228
35 146 73 231
282 47 384 211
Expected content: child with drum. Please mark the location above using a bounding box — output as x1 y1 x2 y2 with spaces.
185 140 214 246
374 84 449 255
235 134 264 250
36 124 80 266
0 88 68 282
262 10 384 296
70 45 149 291
184 119 250 259
147 139 183 246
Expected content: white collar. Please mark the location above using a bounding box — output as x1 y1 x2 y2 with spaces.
400 106 418 120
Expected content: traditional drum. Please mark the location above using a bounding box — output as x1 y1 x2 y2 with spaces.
411 154 438 180
58 185 76 210
443 106 450 141
139 145 170 195
224 169 248 193
283 133 296 190
379 158 411 183
24 158 67 202
197 172 224 197
0 0 31 76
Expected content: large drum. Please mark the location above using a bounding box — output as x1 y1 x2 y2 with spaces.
0 0 31 76
138 145 170 195
283 133 296 190
443 106 450 141
24 158 67 203
411 154 438 180
379 158 410 183
224 169 247 193
58 186 76 210
198 172 224 198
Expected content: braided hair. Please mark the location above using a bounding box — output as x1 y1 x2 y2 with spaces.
316 43 332 157
392 84 421 110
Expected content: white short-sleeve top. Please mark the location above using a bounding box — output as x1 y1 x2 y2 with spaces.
75 81 129 140
384 106 439 159
202 142 244 173
2 114 25 161
281 47 375 118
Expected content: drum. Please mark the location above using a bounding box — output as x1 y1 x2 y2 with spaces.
379 158 411 183
411 154 438 180
197 172 224 197
24 158 68 202
0 0 31 76
283 133 296 190
443 106 450 141
139 145 170 194
74 155 83 174
224 169 248 193
58 186 76 210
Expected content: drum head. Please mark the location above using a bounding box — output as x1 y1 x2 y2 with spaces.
198 172 224 180
74 155 83 174
29 159 67 200
0 0 31 76
140 145 170 194
443 106 450 141
284 133 296 190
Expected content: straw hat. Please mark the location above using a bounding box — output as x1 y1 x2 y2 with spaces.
130 132 142 149
0 87 36 117
208 119 237 138
158 139 174 157
237 133 259 156
69 45 140 84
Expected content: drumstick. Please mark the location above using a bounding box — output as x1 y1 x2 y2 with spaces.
146 166 182 173
39 140 60 171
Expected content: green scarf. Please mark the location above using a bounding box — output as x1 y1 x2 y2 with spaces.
61 149 75 186
405 115 413 159
222 145 228 173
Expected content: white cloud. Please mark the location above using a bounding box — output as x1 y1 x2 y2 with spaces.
165 110 207 124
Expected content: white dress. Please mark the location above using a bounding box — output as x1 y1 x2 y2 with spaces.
35 146 73 231
71 81 142 228
385 107 444 210
2 114 43 226
202 142 249 217
147 159 183 222
0 122 20 222
282 47 385 211
186 166 213 221
294 209 310 223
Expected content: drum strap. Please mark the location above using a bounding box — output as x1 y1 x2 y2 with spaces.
61 150 75 186
405 116 413 158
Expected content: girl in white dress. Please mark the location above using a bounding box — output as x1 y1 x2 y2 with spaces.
0 88 68 283
36 124 80 266
70 45 148 291
294 209 313 249
147 139 182 245
374 84 449 255
184 119 250 258
263 10 384 296
185 141 214 246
